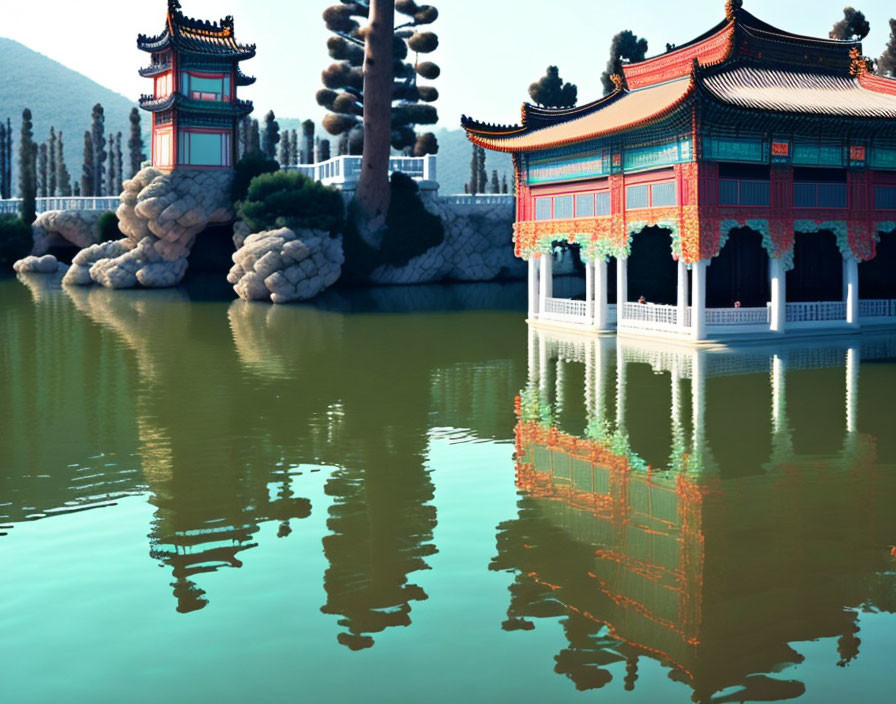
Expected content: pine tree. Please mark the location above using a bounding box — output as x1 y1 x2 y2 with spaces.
477 146 487 196
878 18 896 76
48 127 57 197
278 129 290 165
90 104 106 196
601 31 649 94
38 143 48 198
319 138 331 162
302 120 315 164
289 129 299 165
262 110 280 160
56 131 72 197
830 6 870 40
528 66 578 108
128 108 145 178
19 109 37 223
81 130 94 200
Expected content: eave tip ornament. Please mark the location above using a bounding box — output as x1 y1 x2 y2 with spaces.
725 0 743 22
610 73 624 91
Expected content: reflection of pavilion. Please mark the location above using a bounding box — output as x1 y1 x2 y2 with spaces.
497 328 896 701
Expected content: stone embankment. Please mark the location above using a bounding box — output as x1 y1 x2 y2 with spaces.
31 210 104 254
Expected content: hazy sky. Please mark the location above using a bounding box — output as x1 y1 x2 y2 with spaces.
4 0 896 128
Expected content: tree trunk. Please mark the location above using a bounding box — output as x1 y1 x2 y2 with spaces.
354 0 394 247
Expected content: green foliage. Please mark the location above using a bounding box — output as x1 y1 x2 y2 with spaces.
231 151 279 203
379 172 444 267
341 172 445 280
0 215 32 269
237 170 344 234
97 210 120 243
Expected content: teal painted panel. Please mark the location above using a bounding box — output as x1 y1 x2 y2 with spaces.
527 147 610 185
793 143 844 167
623 137 692 172
870 147 896 170
703 136 766 163
189 132 223 166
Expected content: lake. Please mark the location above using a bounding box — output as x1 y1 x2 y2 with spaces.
2 273 895 704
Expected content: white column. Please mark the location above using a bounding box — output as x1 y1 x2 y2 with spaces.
770 257 787 334
585 257 595 325
845 256 859 327
771 353 786 435
616 339 626 434
594 258 609 331
846 346 859 434
691 260 707 341
538 333 548 396
677 259 689 330
527 258 538 320
539 253 552 314
616 257 628 323
691 350 706 461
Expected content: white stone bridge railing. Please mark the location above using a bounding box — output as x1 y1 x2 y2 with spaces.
284 154 437 187
0 197 120 216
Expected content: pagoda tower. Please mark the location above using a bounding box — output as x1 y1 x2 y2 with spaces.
137 0 255 171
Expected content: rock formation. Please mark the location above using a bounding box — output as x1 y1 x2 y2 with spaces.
13 254 67 274
31 210 103 255
228 227 344 304
64 167 234 289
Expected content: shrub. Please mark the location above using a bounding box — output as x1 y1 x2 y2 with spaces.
0 215 33 269
97 211 121 242
379 172 444 267
237 170 345 234
231 151 280 203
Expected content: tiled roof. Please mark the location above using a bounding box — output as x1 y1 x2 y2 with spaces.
701 66 896 119
137 1 255 59
467 79 693 153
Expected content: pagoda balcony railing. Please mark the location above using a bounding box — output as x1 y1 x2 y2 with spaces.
620 302 682 331
704 307 771 325
0 197 119 215
284 154 436 187
859 299 896 319
442 194 514 206
542 297 588 323
786 301 847 323
139 62 173 77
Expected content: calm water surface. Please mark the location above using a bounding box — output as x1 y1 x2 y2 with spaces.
1 273 895 703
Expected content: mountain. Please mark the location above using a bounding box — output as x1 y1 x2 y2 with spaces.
0 38 142 192
0 38 507 198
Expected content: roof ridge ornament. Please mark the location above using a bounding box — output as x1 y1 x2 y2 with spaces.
725 0 743 22
168 0 182 14
610 73 625 91
849 47 869 77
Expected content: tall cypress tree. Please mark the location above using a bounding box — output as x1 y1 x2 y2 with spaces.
81 130 94 200
90 104 106 196
127 108 145 179
5 118 13 199
38 143 48 198
115 132 124 193
56 131 72 197
302 120 315 165
248 119 261 155
468 142 479 194
319 138 331 162
261 110 280 160
477 146 487 195
48 127 57 197
19 109 37 222
0 121 6 200
278 129 290 165
289 129 299 165
106 134 115 197
238 116 249 159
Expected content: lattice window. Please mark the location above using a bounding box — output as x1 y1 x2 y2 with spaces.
875 186 896 210
535 197 552 220
554 195 574 219
595 191 611 215
575 194 595 217
651 182 677 207
626 185 649 210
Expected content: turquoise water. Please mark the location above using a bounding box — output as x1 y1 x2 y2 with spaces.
1 274 895 703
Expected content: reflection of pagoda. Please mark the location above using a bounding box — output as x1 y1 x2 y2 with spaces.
495 329 896 701
138 0 255 170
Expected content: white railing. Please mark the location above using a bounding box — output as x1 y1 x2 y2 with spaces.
285 154 436 187
0 197 120 215
705 306 770 325
441 194 514 206
542 297 589 323
786 301 847 323
620 302 682 331
859 299 896 318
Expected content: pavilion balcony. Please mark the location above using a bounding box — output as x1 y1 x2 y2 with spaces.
139 62 173 78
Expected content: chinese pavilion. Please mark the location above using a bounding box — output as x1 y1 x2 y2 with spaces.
463 1 896 341
137 0 255 171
